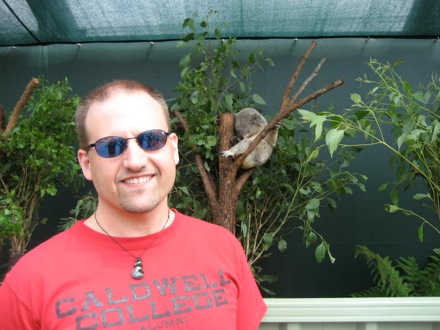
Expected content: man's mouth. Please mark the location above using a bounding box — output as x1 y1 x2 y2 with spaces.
124 176 152 184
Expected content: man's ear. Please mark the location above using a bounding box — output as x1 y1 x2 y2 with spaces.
77 149 93 181
170 133 179 165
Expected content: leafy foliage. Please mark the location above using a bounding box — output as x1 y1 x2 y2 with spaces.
352 245 440 297
169 11 367 289
0 78 81 252
299 59 440 241
238 115 366 276
170 10 274 220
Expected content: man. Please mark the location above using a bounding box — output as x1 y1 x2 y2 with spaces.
0 80 267 329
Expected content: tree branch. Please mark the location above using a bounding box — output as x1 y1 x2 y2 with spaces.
282 41 318 105
5 78 40 133
287 57 326 111
235 43 336 169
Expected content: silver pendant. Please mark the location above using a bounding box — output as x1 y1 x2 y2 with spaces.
131 258 144 279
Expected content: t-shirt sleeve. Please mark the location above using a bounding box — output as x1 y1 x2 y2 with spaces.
0 277 39 330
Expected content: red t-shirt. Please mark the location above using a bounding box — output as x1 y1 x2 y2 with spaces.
0 210 267 329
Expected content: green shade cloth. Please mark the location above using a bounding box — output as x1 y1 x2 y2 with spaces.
1 0 439 47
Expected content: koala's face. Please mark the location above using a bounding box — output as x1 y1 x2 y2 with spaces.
235 118 253 139
234 109 267 140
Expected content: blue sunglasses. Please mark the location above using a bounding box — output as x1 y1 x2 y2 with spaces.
85 129 171 158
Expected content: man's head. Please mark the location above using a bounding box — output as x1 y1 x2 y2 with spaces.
76 80 178 215
76 80 170 150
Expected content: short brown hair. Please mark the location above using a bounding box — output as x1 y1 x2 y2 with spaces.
75 80 170 149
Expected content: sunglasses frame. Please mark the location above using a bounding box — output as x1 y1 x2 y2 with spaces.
85 129 171 158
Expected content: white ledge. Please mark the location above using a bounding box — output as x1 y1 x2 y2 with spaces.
262 297 440 323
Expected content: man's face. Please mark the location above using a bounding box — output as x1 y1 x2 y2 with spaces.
77 91 179 215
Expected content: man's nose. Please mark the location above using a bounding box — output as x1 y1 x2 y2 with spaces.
122 139 148 170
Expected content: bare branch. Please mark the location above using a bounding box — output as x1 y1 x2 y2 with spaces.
234 169 254 199
172 109 189 130
282 41 318 104
288 57 327 111
5 78 40 133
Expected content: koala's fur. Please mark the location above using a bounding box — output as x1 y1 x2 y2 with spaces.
222 108 279 169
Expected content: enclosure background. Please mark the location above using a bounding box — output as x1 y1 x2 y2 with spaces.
1 38 439 297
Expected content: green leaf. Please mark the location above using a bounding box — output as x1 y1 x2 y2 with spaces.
402 80 413 95
207 135 217 147
306 198 320 210
203 161 210 172
315 243 326 263
413 193 430 200
386 204 400 213
389 187 399 205
298 109 326 141
182 18 195 30
297 109 316 122
418 224 424 242
252 94 266 105
350 93 362 104
179 54 191 68
46 186 57 196
313 119 324 142
175 40 187 48
278 239 287 252
178 186 189 195
378 183 388 192
190 91 199 104
397 133 406 150
224 93 234 110
306 149 319 162
238 81 246 93
325 129 344 157
306 231 317 248
248 53 256 64
355 110 369 120
327 248 336 264
241 221 248 237
263 233 273 249
431 122 440 144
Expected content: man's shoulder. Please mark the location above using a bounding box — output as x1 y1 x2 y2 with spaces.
7 222 82 273
175 210 234 235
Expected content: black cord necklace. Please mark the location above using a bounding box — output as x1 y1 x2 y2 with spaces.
94 209 170 280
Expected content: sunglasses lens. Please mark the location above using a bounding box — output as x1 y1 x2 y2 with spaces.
88 130 169 158
95 137 126 158
138 130 168 151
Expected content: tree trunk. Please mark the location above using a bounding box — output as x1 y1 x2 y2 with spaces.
215 112 239 233
7 249 25 272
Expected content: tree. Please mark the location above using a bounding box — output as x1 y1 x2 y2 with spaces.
0 77 81 270
170 13 366 285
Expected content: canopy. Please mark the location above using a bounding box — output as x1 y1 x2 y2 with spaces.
1 0 439 47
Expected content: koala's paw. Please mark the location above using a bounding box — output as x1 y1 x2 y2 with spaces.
221 150 234 158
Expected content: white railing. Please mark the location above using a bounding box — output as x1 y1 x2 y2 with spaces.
260 297 440 330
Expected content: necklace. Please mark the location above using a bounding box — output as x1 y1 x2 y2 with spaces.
94 209 170 280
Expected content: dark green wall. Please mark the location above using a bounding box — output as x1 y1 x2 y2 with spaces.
1 38 439 297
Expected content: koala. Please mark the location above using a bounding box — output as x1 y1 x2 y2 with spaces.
222 107 279 169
